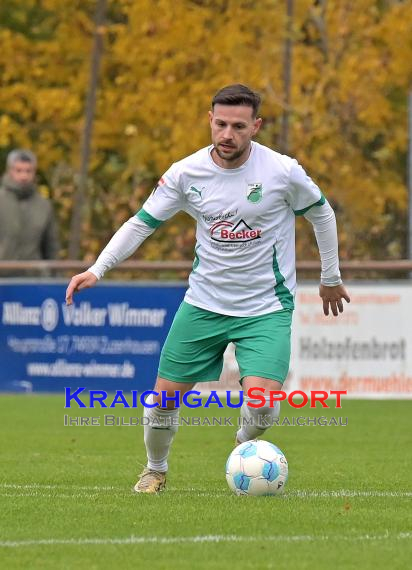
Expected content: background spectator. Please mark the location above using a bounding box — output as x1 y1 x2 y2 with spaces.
0 149 60 260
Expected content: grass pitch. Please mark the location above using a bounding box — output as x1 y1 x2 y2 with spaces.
0 395 411 569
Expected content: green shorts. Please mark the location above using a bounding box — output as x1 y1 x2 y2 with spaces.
158 302 293 384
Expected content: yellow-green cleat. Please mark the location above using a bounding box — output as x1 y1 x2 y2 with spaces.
134 468 167 494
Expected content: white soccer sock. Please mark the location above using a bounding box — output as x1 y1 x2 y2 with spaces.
143 393 179 472
236 398 280 443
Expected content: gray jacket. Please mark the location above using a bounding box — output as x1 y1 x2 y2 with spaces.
0 178 60 260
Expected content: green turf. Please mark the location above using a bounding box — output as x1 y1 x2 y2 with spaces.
0 395 411 569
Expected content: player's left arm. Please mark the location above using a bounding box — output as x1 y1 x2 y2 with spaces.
286 161 350 316
303 202 350 316
318 282 350 317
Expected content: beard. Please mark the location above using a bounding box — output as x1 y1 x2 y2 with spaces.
213 143 246 162
2 174 36 199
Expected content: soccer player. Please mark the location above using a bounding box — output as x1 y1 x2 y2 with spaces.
66 84 350 494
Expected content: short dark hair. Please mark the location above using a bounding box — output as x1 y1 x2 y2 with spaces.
212 84 261 117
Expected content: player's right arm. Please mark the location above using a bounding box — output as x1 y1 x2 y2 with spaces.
65 270 98 305
65 166 184 305
65 216 156 305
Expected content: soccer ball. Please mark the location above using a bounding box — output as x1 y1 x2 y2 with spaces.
226 440 288 496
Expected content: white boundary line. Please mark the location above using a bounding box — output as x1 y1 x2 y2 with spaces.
0 483 122 491
287 490 412 498
0 483 125 492
1 532 411 548
0 483 411 498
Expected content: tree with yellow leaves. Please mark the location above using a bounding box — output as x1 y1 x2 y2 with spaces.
0 0 411 264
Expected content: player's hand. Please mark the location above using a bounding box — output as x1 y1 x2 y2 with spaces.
319 283 350 317
65 271 98 305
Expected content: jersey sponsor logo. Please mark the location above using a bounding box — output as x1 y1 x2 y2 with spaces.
202 209 237 223
210 219 262 243
247 183 263 203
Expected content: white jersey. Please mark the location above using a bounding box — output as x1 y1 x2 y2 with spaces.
136 141 329 317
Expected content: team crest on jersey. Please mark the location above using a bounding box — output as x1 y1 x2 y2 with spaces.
247 183 263 203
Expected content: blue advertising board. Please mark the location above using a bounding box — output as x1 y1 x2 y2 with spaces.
0 282 186 392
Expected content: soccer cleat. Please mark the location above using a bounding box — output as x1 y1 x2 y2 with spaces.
134 468 167 494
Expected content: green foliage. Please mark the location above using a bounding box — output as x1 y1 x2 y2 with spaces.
0 0 411 261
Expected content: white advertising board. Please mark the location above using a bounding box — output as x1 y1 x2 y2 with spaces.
288 283 412 398
215 283 412 399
